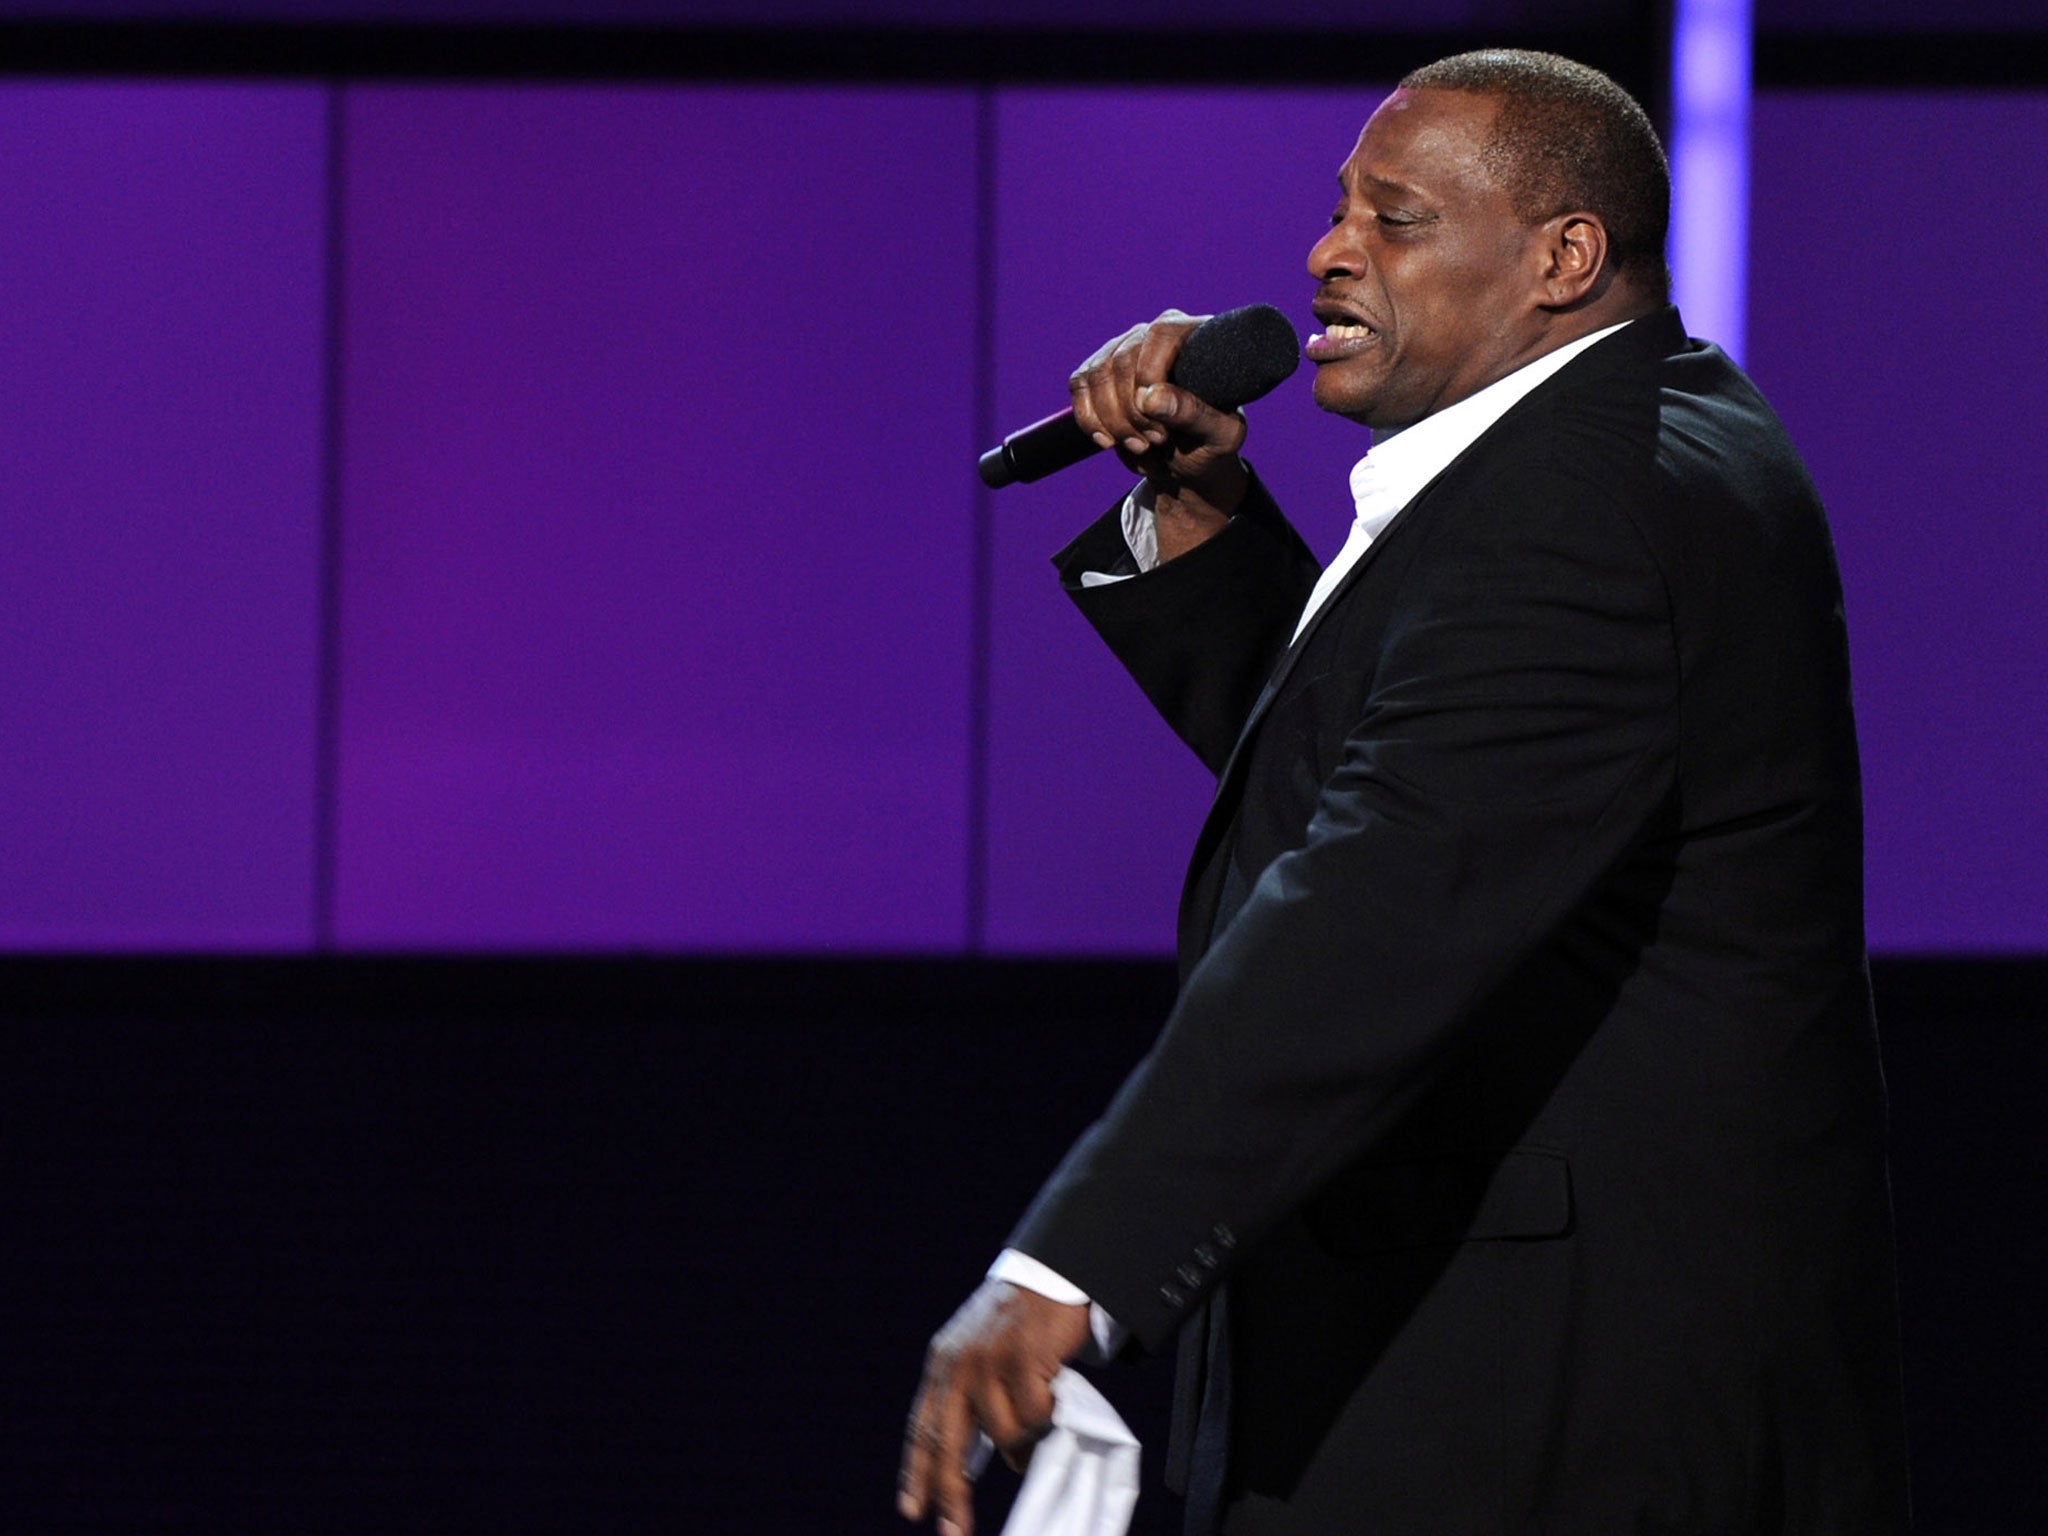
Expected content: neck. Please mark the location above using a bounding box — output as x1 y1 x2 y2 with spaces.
1546 278 1660 344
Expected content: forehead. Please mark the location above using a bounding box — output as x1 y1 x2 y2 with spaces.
1338 88 1505 198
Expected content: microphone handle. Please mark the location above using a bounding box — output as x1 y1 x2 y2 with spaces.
978 408 1097 489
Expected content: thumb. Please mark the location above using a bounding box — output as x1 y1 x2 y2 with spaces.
1136 382 1244 455
1137 381 1203 422
1142 380 1237 425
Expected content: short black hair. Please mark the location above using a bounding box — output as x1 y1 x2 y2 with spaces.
1400 49 1670 298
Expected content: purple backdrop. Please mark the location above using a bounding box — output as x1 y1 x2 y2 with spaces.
0 82 325 950
1747 91 2048 952
4 78 2044 955
334 85 978 949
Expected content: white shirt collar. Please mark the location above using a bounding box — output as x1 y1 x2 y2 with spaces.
1347 318 1635 538
1288 318 1635 645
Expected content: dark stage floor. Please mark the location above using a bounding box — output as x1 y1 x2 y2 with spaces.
2 956 2040 1533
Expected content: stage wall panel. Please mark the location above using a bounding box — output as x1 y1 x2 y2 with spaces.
332 85 980 950
0 82 326 950
1748 90 2048 952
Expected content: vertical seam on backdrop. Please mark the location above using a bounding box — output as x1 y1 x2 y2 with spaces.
312 81 346 952
967 84 997 955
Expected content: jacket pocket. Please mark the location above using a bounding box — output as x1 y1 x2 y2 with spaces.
1305 1147 1573 1259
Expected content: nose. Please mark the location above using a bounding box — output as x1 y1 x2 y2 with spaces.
1309 219 1357 282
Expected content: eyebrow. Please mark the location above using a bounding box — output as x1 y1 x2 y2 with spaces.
1338 167 1427 200
1359 173 1424 198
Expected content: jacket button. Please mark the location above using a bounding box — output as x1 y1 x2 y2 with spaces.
1212 1223 1237 1250
1159 1284 1185 1308
1176 1263 1201 1287
1193 1244 1218 1268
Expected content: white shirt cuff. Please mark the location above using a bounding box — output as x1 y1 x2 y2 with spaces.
990 1248 1126 1360
990 1247 1091 1303
1121 484 1161 573
1076 486 1159 588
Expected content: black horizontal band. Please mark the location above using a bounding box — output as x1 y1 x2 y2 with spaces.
0 21 1659 92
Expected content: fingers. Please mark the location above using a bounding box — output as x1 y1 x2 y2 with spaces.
897 1348 1006 1536
1069 324 1152 457
994 1335 1058 1443
897 1398 940 1521
1069 310 1251 488
899 1281 1087 1532
899 1356 1054 1535
1069 309 1210 459
898 1370 966 1536
923 1369 981 1536
899 1367 1036 1536
1134 382 1245 450
991 1352 1057 1473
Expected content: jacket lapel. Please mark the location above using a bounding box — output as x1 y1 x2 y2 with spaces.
1171 509 1412 965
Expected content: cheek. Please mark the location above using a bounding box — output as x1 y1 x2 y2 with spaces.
1398 264 1505 345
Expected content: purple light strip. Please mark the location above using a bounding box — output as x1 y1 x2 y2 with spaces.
1668 0 1753 363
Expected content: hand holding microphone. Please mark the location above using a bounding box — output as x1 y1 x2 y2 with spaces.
978 304 1300 496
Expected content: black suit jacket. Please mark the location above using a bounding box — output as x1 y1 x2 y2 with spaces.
1009 310 1909 1534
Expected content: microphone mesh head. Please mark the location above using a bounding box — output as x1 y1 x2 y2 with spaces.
1169 304 1302 411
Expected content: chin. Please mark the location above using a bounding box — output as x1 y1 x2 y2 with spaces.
1312 376 1382 429
1311 370 1370 420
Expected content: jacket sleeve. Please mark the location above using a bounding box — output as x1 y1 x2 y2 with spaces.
1053 469 1322 777
1012 460 1679 1352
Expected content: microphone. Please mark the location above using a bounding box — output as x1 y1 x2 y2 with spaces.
977 304 1301 490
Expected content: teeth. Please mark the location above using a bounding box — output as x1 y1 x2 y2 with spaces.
1321 323 1375 340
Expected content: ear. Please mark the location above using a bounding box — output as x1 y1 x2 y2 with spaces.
1535 212 1611 308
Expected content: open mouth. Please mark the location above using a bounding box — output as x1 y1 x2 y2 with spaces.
1305 321 1379 362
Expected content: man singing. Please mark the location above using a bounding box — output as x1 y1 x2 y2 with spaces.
900 49 1909 1536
